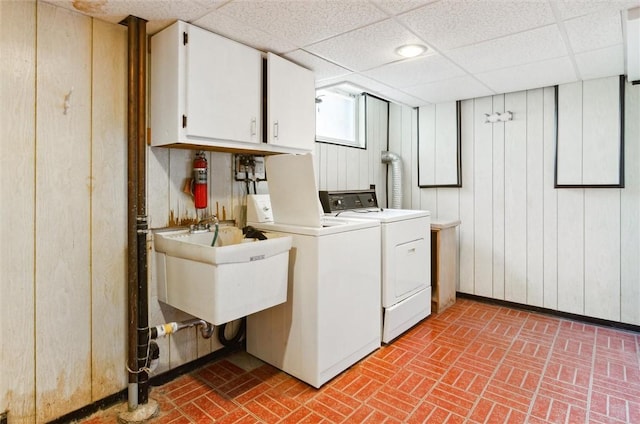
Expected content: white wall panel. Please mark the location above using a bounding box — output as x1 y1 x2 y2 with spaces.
473 96 494 297
526 88 545 307
557 189 585 315
148 147 171 374
581 77 621 185
542 86 558 310
621 84 640 325
458 99 475 293
35 3 92 420
556 81 583 184
90 19 128 400
503 91 527 304
418 105 436 187
166 149 199 366
584 190 621 321
437 188 460 219
491 95 505 300
0 0 36 420
557 76 623 186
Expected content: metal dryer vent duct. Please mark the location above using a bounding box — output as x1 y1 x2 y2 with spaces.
381 151 402 209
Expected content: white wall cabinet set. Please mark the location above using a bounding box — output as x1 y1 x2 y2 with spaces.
151 21 315 154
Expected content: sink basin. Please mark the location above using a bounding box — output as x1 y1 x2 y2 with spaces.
154 229 292 325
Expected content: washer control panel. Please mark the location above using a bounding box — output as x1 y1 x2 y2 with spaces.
319 190 379 213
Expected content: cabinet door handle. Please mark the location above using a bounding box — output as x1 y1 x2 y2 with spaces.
251 118 256 136
273 121 279 139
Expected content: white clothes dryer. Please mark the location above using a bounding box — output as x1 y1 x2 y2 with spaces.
320 190 431 343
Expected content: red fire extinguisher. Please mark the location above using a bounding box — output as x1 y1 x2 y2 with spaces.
193 151 208 209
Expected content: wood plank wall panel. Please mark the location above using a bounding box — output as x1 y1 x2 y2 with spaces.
0 0 37 420
526 89 545 307
388 103 413 208
556 190 585 315
556 82 583 184
584 190 621 321
90 19 127 400
147 148 172 374
35 3 92 420
473 96 494 298
458 99 476 294
621 84 640 325
542 87 559 310
581 77 621 185
418 105 437 188
166 149 199 367
504 91 528 304
492 95 505 300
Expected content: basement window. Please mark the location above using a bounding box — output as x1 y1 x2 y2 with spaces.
315 84 365 149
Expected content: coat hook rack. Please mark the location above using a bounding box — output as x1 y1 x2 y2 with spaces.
484 111 513 123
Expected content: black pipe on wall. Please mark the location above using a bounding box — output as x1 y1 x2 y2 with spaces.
124 14 149 408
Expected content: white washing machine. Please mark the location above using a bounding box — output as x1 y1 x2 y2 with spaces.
245 155 381 388
320 189 431 343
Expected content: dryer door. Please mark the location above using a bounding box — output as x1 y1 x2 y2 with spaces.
394 238 428 298
382 217 431 307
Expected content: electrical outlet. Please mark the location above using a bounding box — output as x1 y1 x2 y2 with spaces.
234 154 266 181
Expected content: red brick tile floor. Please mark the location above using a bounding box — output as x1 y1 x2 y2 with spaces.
79 299 640 423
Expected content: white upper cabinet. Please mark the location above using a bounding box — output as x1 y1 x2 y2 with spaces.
266 52 316 151
151 21 262 150
185 24 262 144
150 22 314 154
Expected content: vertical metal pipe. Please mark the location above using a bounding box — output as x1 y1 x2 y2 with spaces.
124 14 148 410
126 15 139 410
135 16 149 406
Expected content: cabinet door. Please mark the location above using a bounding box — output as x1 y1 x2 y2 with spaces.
185 25 262 144
267 52 315 150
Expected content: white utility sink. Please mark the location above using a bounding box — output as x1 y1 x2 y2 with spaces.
154 229 292 325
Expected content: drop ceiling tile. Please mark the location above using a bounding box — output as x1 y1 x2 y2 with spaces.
193 11 297 53
446 24 567 73
554 0 638 19
574 44 625 80
362 54 465 88
215 0 387 47
564 9 623 53
284 50 353 81
305 19 425 72
315 73 421 106
406 76 495 103
42 0 217 32
399 0 555 51
371 0 438 15
475 56 577 95
381 90 431 107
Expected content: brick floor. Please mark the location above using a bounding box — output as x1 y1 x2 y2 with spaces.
79 299 640 423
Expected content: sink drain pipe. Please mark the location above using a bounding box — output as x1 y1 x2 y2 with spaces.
124 14 150 412
151 319 215 339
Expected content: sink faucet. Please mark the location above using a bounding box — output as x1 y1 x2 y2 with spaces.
190 214 218 233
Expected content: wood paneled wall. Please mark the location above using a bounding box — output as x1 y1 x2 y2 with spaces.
0 2 130 421
400 84 640 325
0 2 241 422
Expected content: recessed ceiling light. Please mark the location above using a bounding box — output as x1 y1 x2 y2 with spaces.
395 44 427 58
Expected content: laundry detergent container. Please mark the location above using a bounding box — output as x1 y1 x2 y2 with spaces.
154 229 291 325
